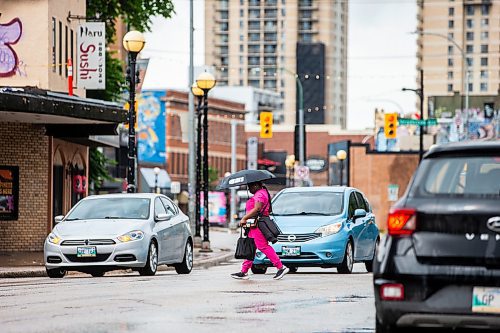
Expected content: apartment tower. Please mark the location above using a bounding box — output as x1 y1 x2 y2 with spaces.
205 0 348 127
417 0 499 113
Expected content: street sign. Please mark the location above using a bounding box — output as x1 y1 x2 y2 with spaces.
247 137 258 170
295 166 310 180
170 181 181 194
398 118 437 126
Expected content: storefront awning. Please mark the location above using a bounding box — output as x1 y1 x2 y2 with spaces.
140 168 171 191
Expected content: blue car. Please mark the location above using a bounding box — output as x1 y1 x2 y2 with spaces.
252 186 379 274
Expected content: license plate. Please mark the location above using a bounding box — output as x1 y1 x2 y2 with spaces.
282 246 301 256
77 246 97 258
472 287 500 313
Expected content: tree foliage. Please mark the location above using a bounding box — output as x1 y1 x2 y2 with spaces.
89 148 116 190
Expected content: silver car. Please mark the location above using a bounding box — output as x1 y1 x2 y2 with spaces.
44 193 193 278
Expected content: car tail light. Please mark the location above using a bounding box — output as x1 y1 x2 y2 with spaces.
380 283 404 301
387 208 416 236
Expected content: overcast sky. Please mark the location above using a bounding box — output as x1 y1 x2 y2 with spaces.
141 0 418 130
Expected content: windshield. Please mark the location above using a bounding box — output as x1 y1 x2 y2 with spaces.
272 192 343 216
65 198 151 220
418 156 500 196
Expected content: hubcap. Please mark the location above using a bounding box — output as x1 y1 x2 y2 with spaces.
347 243 353 270
150 243 158 272
186 243 193 270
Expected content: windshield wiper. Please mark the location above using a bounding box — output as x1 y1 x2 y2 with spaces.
104 216 122 219
64 218 80 221
274 212 330 216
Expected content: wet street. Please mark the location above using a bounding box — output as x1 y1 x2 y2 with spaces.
0 261 375 333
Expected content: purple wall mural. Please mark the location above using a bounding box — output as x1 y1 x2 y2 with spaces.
0 18 23 77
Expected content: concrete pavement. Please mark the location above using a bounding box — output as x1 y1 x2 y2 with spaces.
0 228 239 278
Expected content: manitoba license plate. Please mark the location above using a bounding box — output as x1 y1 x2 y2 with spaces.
282 246 301 256
472 287 500 313
77 246 97 258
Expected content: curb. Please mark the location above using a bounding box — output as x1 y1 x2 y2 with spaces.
0 251 235 279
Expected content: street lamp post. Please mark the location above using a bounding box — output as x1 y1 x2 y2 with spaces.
191 83 204 245
196 72 216 252
336 150 347 186
402 69 424 161
122 31 145 193
153 167 160 194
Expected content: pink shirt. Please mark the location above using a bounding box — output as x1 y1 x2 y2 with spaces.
245 188 271 216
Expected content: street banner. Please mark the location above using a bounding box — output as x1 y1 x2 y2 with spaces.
137 90 166 163
0 166 19 220
77 22 105 89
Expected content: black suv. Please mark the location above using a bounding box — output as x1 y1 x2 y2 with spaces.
374 141 500 332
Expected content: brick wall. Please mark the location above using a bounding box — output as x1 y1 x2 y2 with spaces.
349 145 419 231
0 123 49 251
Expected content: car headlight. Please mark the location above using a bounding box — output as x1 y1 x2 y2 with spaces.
117 230 144 242
315 222 343 237
48 233 62 245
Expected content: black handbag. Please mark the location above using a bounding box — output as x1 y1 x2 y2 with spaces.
256 188 282 243
234 228 256 260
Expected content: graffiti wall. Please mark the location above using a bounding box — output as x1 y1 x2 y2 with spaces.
137 90 167 164
0 18 23 77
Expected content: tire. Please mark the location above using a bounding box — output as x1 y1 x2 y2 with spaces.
46 268 66 278
139 241 158 276
337 240 354 274
90 270 105 278
288 267 298 273
174 241 193 274
376 317 398 333
251 265 267 274
365 239 379 273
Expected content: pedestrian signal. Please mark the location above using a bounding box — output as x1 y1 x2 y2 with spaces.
260 111 273 139
384 113 397 139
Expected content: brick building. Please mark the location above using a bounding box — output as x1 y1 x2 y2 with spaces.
0 1 126 252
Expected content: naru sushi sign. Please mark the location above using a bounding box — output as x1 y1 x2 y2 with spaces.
77 22 105 89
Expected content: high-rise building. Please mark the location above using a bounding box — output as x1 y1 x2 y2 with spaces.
417 0 499 114
205 0 348 128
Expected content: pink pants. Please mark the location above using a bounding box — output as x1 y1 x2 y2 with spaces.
241 227 283 273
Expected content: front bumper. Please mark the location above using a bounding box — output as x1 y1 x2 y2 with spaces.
44 238 149 271
252 233 348 267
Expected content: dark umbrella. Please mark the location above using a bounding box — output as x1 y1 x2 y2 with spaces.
216 169 275 190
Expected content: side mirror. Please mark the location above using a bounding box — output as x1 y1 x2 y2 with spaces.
353 209 367 220
54 215 65 224
155 213 171 222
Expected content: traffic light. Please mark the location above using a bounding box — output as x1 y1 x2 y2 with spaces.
260 111 273 139
384 113 397 139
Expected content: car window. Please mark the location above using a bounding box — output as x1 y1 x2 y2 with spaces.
355 192 368 211
272 191 343 216
160 197 178 217
421 156 500 196
154 197 168 217
348 192 358 218
65 198 150 220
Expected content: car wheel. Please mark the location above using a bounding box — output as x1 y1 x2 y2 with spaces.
376 317 399 333
288 267 298 273
365 239 379 273
139 241 158 276
46 268 66 278
90 270 105 278
174 241 193 274
337 240 354 274
251 265 267 274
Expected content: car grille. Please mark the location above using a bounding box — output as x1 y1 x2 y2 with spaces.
277 252 320 260
60 239 116 246
64 253 111 263
277 233 321 243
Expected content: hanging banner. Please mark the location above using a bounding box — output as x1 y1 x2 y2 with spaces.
77 22 105 89
0 166 19 221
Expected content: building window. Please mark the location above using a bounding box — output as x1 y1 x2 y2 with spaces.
240 9 244 17
465 5 474 15
240 21 244 28
51 18 56 73
447 71 453 79
466 58 473 66
447 84 453 92
448 20 454 28
466 45 473 53
480 57 488 66
481 4 490 15
58 21 62 76
468 83 473 92
240 34 244 41
70 29 74 67
480 70 488 79
448 32 454 39
481 18 489 28
480 31 489 40
466 32 474 41
448 58 454 67
448 45 454 55
480 44 488 53
480 83 488 92
466 19 474 29
239 56 244 64
240 44 244 52
448 7 454 16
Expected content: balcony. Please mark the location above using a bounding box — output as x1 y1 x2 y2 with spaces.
248 47 261 55
264 46 277 54
265 0 278 7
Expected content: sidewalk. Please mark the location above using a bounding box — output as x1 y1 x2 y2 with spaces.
0 228 239 278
